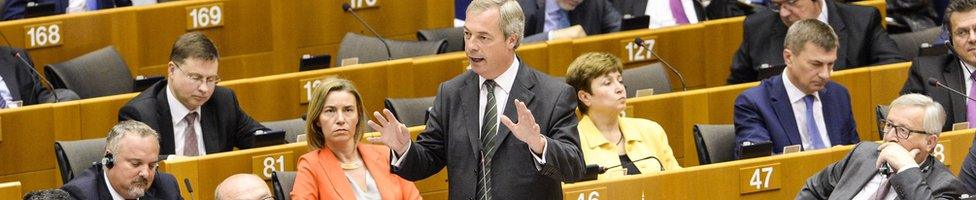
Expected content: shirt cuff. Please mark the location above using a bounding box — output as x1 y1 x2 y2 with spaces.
390 142 412 167
529 139 548 171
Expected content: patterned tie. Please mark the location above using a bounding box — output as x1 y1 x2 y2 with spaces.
869 176 890 200
968 74 976 128
478 80 498 200
669 0 690 24
183 112 200 156
803 95 826 149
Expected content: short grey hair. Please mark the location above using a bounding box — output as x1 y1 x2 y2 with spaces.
106 120 160 153
467 0 525 48
889 94 946 135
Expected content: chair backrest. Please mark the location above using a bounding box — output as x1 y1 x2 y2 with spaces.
417 27 464 52
44 46 133 99
337 33 448 65
261 118 307 143
693 124 736 165
622 62 672 98
890 27 943 59
54 138 107 183
384 96 435 127
272 171 297 200
876 104 890 139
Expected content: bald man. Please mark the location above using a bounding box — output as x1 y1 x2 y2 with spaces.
215 174 272 200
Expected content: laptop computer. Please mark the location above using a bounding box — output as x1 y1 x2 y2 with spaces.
253 129 287 148
621 15 650 31
738 141 773 160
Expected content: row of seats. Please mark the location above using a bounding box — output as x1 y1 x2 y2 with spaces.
0 0 888 193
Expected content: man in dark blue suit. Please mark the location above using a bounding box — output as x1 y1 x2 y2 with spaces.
61 120 182 200
733 19 859 158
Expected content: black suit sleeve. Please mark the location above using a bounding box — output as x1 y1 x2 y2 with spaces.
960 145 976 194
119 104 144 122
864 8 906 65
889 167 966 200
394 83 450 181
227 89 262 149
900 60 926 95
599 1 622 34
538 84 585 181
797 143 860 199
728 21 757 84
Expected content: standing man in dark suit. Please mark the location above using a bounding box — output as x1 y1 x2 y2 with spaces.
367 0 585 199
61 120 183 200
797 94 966 199
727 0 903 84
609 0 707 28
519 0 621 42
734 19 859 158
118 32 266 156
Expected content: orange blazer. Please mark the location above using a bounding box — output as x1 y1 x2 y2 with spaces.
290 144 421 200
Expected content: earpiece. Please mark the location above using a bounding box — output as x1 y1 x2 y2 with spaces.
102 153 115 169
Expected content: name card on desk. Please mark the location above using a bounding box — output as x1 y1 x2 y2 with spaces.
186 3 224 30
251 151 295 180
564 187 606 200
299 75 338 104
24 22 62 49
738 163 781 194
620 36 655 64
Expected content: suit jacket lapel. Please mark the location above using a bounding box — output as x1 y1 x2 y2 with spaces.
825 0 850 68
818 88 841 146
0 57 21 101
462 72 482 155
834 150 882 199
361 146 396 199
95 167 114 199
490 63 537 157
201 101 219 154
317 149 356 200
769 77 802 147
944 60 968 123
155 84 176 155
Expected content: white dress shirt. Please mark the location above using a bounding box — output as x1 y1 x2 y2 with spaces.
103 171 133 200
645 0 700 28
817 0 828 24
0 76 15 108
782 71 832 150
166 85 206 156
66 0 88 13
851 173 897 200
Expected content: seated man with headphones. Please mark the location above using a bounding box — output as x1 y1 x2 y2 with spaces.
61 120 182 200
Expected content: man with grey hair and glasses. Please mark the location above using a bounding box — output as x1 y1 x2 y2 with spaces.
61 120 182 200
797 94 965 199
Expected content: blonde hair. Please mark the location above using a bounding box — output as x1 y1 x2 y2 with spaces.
304 78 368 150
564 52 624 114
467 0 525 48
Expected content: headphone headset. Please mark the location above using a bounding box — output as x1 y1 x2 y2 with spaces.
102 153 115 169
944 10 958 56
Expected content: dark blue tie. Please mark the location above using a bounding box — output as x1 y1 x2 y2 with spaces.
803 95 826 149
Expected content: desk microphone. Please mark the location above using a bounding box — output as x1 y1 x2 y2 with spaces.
927 77 976 101
575 155 664 182
603 155 664 172
0 30 59 103
342 3 393 61
634 37 687 91
184 178 196 200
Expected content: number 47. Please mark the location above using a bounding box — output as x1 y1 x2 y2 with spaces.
749 167 773 189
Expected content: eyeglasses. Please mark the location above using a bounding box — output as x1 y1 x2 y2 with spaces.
173 62 221 85
952 25 976 40
767 0 800 13
882 120 931 139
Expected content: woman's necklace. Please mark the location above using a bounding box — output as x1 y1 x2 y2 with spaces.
340 160 362 170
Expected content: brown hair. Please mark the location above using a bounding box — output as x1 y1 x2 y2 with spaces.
564 52 624 114
169 32 219 64
784 19 838 55
304 78 368 150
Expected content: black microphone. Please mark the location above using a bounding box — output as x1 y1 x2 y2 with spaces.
12 52 59 103
635 37 687 91
603 155 665 172
184 178 196 200
342 3 393 61
927 77 976 101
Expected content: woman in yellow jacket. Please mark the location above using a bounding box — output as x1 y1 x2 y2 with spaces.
565 52 681 180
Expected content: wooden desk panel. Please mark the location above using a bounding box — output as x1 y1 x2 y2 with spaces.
0 181 21 199
562 129 973 200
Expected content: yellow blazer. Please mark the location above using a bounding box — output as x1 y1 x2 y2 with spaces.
577 115 681 179
290 144 421 200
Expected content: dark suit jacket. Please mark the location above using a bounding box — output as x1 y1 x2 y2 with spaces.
0 47 51 105
733 75 859 157
61 164 183 200
118 80 265 155
609 0 706 22
900 54 968 132
393 61 585 199
961 140 976 194
727 0 904 84
520 0 621 37
1 0 131 20
798 142 965 199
